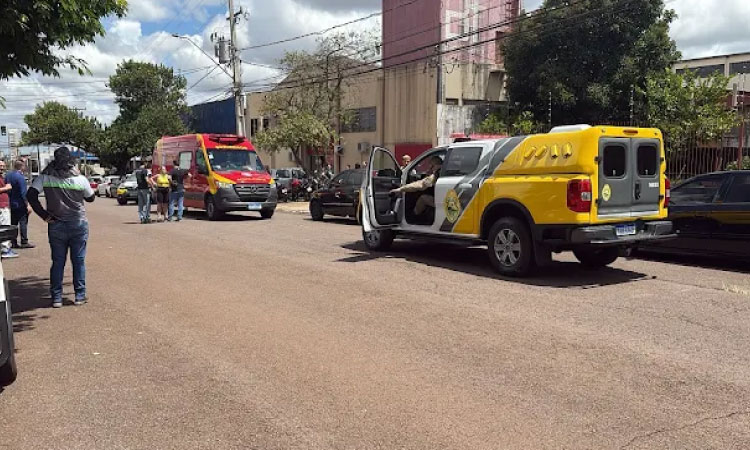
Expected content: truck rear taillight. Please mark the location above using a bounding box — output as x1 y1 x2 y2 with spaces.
567 179 592 213
664 178 670 208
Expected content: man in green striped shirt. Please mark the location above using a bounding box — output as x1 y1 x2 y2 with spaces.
28 147 95 308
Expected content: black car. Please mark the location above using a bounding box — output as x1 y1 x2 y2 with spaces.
639 170 750 260
309 169 364 221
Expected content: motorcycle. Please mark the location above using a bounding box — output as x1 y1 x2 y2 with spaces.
297 178 315 202
276 180 289 203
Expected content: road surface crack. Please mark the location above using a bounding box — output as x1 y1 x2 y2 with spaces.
620 410 750 449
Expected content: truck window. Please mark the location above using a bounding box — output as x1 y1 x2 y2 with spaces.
178 152 193 170
603 145 626 178
196 151 208 173
637 144 658 177
443 147 482 176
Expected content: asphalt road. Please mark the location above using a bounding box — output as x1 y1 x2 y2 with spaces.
1 200 749 449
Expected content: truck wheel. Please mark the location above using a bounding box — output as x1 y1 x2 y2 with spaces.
205 195 223 221
260 209 274 219
310 201 324 221
362 228 394 251
573 247 619 269
487 217 535 277
117 197 128 205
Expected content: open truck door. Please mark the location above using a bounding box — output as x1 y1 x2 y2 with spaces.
0 226 18 386
361 147 402 250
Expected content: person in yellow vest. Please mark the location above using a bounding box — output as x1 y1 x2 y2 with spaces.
151 166 172 222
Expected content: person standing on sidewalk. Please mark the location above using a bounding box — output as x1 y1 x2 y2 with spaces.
168 160 191 222
0 161 18 259
134 163 153 224
27 147 95 308
5 160 34 249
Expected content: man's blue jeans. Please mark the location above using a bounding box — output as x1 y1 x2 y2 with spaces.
169 191 184 220
137 189 151 222
48 220 89 302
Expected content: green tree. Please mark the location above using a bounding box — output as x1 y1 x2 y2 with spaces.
503 0 680 125
100 104 188 173
0 0 126 79
643 70 735 153
477 110 539 135
477 112 508 135
100 61 190 171
21 101 102 151
256 31 379 169
725 157 750 170
109 60 188 122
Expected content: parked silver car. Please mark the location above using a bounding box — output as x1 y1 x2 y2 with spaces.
98 175 122 197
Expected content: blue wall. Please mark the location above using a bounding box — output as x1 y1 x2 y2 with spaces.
189 97 236 134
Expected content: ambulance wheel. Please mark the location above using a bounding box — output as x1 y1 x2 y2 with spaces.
260 209 274 219
573 247 619 269
363 228 394 251
487 217 535 277
205 195 223 221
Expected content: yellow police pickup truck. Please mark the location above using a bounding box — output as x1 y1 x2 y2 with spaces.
361 125 674 276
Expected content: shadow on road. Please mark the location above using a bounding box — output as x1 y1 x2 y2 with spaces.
304 217 358 226
8 276 55 333
182 211 264 222
339 241 651 289
631 251 750 275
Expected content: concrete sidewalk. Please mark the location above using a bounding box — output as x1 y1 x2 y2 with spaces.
276 201 310 213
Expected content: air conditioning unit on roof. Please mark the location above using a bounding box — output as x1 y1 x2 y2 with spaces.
357 142 371 153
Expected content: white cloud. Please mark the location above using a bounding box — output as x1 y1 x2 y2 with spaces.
2 0 749 134
124 0 172 22
670 0 750 59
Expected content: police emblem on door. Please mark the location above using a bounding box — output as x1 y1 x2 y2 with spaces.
444 189 462 223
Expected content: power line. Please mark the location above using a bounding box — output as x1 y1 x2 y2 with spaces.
238 0 419 52
187 66 221 92
241 0 636 94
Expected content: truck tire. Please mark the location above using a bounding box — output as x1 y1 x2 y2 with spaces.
573 247 619 269
487 217 535 277
260 209 274 219
205 195 223 221
310 201 324 221
362 228 394 251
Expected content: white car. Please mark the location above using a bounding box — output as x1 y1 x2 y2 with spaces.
98 175 122 197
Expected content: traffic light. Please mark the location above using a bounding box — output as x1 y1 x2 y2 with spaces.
0 126 6 136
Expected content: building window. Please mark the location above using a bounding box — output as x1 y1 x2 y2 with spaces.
730 61 750 76
682 64 725 78
342 107 377 133
262 117 270 130
250 119 259 136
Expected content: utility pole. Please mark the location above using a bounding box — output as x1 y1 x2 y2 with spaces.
227 0 245 137
629 86 635 126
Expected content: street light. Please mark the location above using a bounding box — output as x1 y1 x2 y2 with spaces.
171 34 232 78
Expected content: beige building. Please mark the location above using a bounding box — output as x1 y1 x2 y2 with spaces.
674 52 750 95
246 0 518 172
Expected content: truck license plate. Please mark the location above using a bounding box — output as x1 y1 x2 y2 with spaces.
248 202 262 211
615 224 637 236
